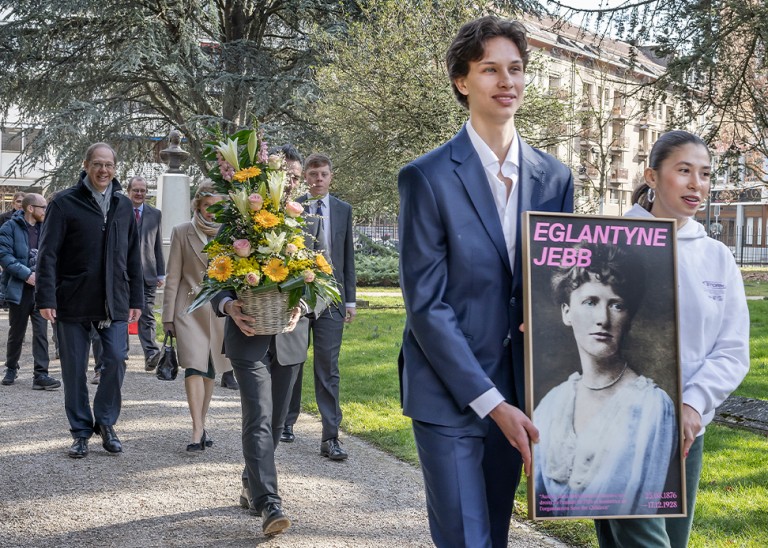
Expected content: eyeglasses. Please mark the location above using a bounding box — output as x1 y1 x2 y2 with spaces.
90 162 116 170
31 205 46 209
130 189 147 194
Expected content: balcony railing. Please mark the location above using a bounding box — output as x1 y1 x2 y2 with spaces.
610 167 629 181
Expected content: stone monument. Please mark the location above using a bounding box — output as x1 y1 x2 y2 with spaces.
157 129 191 262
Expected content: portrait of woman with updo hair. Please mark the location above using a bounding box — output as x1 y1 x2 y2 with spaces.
533 243 677 518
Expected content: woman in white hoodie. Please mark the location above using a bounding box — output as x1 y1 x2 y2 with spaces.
595 130 750 546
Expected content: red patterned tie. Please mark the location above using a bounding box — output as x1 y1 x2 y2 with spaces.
134 208 140 224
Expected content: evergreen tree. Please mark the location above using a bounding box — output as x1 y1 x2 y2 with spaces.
0 0 360 187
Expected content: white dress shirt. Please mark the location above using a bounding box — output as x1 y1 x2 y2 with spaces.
465 121 521 419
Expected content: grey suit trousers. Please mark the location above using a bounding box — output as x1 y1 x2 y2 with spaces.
137 283 160 360
238 339 301 504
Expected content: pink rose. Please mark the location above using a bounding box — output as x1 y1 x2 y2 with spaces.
248 193 263 211
285 243 298 255
233 239 252 257
285 201 303 218
245 272 260 286
302 270 316 283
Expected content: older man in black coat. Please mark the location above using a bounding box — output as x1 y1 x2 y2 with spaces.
36 143 143 459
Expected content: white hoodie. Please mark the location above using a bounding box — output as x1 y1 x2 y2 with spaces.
625 204 750 435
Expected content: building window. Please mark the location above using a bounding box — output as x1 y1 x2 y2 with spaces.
1 128 22 152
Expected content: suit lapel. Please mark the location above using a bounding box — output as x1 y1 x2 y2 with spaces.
511 139 546 290
452 128 512 275
518 139 544 215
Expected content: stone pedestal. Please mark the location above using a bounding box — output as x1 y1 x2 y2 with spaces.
157 173 191 263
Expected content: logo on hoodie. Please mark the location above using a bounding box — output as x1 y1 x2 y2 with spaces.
702 280 726 302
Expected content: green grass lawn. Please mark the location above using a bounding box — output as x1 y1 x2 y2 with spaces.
297 290 768 547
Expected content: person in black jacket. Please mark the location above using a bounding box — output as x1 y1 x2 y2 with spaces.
36 143 143 459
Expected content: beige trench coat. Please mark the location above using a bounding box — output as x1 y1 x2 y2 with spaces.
161 221 231 374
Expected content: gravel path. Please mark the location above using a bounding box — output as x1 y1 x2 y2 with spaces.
0 311 568 547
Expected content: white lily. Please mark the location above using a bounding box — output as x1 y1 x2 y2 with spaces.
258 231 288 255
216 137 240 171
229 187 250 218
247 130 258 164
267 170 285 209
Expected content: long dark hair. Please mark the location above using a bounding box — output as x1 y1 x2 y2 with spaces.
633 130 710 211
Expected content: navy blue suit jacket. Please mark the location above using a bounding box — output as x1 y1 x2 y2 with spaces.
398 126 573 427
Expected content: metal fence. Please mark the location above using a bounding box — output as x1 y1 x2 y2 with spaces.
354 225 398 252
708 225 768 266
352 222 768 266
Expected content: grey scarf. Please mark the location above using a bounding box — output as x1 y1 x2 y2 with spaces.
83 175 114 219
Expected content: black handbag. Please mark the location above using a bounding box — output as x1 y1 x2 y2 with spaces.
156 332 179 381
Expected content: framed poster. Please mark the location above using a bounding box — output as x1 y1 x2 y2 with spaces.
522 212 686 520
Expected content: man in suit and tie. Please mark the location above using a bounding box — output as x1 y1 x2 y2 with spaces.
398 17 573 547
281 153 356 461
126 176 165 371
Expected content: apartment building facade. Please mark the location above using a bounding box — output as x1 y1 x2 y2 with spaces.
524 17 681 216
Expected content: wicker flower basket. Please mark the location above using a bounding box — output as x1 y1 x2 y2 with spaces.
236 286 293 335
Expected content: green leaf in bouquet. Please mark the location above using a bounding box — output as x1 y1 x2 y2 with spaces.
187 283 222 314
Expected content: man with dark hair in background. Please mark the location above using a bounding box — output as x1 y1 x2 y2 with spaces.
282 153 356 460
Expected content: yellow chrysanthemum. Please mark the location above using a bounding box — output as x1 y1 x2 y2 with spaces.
233 166 262 182
291 236 305 249
263 258 289 282
287 259 313 273
233 257 260 277
253 210 279 229
207 255 234 282
316 254 333 275
205 241 226 257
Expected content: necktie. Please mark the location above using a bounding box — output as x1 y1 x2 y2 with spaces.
134 208 140 224
315 200 330 254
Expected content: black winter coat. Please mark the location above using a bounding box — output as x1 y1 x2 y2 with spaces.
35 174 143 322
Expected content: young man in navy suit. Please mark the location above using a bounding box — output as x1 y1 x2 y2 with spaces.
398 16 573 547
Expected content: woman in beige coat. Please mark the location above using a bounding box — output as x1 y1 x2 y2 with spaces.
162 182 232 451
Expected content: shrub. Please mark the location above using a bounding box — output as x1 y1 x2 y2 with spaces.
356 255 400 286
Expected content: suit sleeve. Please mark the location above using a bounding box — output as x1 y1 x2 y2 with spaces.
343 203 356 303
161 225 182 323
211 289 237 318
127 207 144 309
35 203 66 309
154 209 165 277
398 163 496 409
